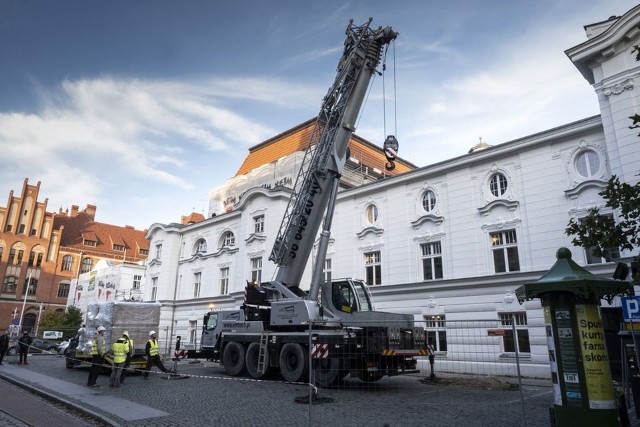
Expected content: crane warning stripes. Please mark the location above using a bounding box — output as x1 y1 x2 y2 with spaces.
311 344 329 359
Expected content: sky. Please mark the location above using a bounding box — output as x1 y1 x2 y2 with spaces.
1 0 638 231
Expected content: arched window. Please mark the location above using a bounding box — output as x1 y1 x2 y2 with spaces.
575 150 600 178
422 190 437 212
365 204 379 225
61 255 74 271
489 173 508 197
81 257 93 273
221 231 235 248
195 238 208 254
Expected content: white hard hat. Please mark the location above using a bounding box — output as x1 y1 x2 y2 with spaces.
123 331 129 338
97 326 106 332
149 330 156 336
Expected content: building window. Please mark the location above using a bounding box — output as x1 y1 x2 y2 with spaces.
23 277 37 296
189 320 197 345
2 276 17 293
133 275 142 290
193 272 201 298
323 258 332 284
36 252 43 267
251 257 262 284
364 251 382 286
8 249 15 264
155 244 162 260
139 248 149 255
254 215 264 234
220 267 229 295
499 312 531 353
365 204 379 225
425 315 447 351
489 172 508 197
83 239 97 247
30 229 36 236
196 239 207 253
422 190 436 212
81 258 93 273
490 230 520 273
421 242 443 280
16 250 23 265
61 255 74 271
575 150 600 178
28 251 36 267
0 247 3 262
113 244 125 252
222 231 235 247
18 224 25 234
57 282 70 298
151 277 158 301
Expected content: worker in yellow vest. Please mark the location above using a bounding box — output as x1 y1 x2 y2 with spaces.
87 326 106 387
120 331 134 384
144 330 170 379
109 333 128 387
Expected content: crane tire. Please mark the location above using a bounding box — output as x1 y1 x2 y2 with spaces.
279 343 308 382
223 342 246 376
246 342 269 379
313 357 341 387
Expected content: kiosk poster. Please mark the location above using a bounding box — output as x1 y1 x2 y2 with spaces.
575 304 615 409
544 306 562 406
554 306 582 406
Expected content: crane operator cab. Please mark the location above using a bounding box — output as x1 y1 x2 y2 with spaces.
324 278 374 316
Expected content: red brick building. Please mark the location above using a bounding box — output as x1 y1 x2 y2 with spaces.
0 179 148 335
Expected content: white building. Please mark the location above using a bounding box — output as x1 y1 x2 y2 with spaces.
145 6 640 376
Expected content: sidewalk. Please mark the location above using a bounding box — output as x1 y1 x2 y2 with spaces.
0 361 168 426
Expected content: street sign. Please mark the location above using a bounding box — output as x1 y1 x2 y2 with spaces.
487 329 505 336
622 296 640 321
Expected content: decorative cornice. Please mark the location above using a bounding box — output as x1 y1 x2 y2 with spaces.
603 78 634 96
148 258 162 267
210 246 240 258
564 179 607 199
477 199 519 216
356 226 384 239
410 213 445 229
245 233 267 244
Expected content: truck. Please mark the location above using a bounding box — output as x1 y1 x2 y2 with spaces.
65 301 161 373
191 19 430 387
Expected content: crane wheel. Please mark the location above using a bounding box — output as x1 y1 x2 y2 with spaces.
313 357 341 387
246 342 269 379
222 342 246 376
279 343 308 382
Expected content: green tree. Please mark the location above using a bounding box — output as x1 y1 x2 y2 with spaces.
565 176 640 280
37 306 84 338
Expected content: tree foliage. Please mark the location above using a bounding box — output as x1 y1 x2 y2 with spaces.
37 306 84 337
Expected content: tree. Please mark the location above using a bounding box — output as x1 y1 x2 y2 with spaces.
37 306 84 338
565 176 640 280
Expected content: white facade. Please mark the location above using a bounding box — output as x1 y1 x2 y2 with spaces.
144 6 640 374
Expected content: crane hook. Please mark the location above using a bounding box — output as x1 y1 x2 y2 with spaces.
383 135 399 171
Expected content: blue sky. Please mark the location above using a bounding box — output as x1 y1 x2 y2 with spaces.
1 0 638 230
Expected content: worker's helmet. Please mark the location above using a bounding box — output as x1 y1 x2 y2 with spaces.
149 330 156 336
123 331 129 338
97 326 106 332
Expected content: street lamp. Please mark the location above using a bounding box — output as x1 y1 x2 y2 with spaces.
18 270 34 334
35 302 46 336
208 303 215 312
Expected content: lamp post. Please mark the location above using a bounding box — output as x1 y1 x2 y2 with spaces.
18 270 34 334
35 302 45 336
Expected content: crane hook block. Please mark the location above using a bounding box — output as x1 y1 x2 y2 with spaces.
383 135 399 171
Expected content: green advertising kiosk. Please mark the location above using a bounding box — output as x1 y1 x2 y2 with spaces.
516 248 631 426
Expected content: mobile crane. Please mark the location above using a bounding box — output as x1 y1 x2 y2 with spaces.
194 19 429 387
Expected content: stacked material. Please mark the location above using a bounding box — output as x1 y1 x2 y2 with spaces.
78 301 161 354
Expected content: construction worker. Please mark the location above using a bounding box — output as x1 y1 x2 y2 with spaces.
120 331 134 384
144 330 169 379
87 326 106 387
109 332 128 387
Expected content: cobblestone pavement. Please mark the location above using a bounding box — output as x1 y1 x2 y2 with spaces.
0 353 638 426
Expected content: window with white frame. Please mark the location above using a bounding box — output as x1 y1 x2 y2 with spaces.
364 251 381 286
61 255 74 271
421 242 443 280
575 150 600 178
155 244 162 260
365 204 379 225
323 258 332 284
193 272 201 298
151 277 158 301
197 239 207 253
499 312 530 353
422 190 436 212
490 230 520 273
254 215 264 234
489 172 508 197
425 315 447 351
251 257 262 284
220 267 229 294
222 231 235 247
81 257 93 273
133 275 142 290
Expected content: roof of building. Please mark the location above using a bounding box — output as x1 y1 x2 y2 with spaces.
235 118 416 177
53 206 148 261
181 212 206 225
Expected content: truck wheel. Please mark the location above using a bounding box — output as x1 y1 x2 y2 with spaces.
7 346 17 356
279 343 308 383
223 342 246 376
313 357 341 387
246 342 269 379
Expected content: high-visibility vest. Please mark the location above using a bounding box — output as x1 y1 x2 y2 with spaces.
127 339 134 356
148 339 159 356
91 336 106 356
113 338 127 364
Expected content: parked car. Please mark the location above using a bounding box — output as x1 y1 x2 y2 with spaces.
7 337 57 355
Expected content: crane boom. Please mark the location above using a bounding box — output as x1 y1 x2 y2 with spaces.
269 19 397 292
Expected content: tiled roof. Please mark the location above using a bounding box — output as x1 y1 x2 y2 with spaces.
181 212 206 225
54 211 148 261
235 118 416 176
